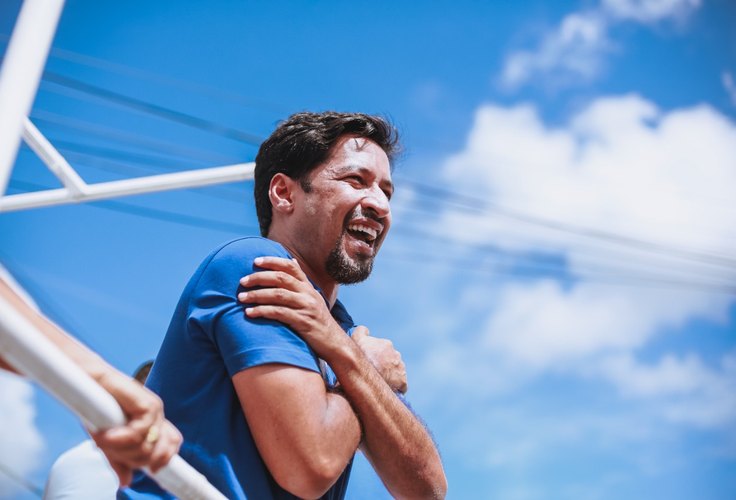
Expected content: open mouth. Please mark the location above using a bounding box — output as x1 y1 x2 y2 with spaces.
346 223 379 246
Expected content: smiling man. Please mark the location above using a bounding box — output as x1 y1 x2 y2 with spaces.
123 112 447 499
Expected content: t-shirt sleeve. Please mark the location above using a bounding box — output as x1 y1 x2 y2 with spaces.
186 239 321 378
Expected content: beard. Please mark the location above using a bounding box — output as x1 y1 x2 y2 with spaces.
325 229 375 284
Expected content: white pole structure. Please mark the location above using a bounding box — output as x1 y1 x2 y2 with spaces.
0 295 227 500
0 0 65 196
0 160 255 212
22 118 87 195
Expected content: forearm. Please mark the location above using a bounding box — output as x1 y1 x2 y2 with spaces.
0 280 109 383
327 339 447 499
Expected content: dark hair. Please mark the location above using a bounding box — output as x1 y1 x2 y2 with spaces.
254 111 400 236
133 360 154 384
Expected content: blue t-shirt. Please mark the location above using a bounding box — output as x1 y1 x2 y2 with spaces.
120 237 355 499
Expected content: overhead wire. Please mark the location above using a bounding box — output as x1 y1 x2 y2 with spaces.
42 71 265 146
33 67 736 272
0 461 43 498
31 110 236 165
395 202 736 287
13 109 736 294
4 53 734 294
8 175 735 295
399 177 736 270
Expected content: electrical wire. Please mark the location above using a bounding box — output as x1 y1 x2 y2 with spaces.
400 177 736 269
0 461 43 498
42 71 265 146
7 179 734 295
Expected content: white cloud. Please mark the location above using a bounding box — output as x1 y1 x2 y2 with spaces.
500 0 702 89
602 0 702 23
600 351 736 427
444 95 736 256
418 94 736 434
500 12 609 89
0 371 44 497
723 71 736 107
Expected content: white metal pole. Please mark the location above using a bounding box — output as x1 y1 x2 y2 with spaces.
22 118 88 195
0 0 66 196
0 162 254 212
0 295 227 499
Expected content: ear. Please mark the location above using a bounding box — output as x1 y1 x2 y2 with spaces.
268 173 297 215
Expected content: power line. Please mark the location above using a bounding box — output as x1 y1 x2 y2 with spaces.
390 223 736 294
395 203 736 286
0 461 43 498
42 71 265 146
382 247 736 295
400 178 736 270
31 110 237 165
7 179 734 295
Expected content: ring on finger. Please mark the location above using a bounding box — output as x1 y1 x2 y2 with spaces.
145 425 160 445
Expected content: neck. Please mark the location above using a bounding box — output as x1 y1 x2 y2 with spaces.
266 232 339 308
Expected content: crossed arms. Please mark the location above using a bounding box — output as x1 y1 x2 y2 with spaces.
232 257 447 499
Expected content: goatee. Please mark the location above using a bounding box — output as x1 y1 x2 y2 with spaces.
325 231 374 284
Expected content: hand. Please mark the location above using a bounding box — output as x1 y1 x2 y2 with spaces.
90 370 182 486
238 257 345 358
351 326 407 394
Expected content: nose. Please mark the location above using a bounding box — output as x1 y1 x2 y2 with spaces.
361 184 391 220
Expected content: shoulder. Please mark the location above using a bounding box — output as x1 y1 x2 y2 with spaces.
206 236 290 268
192 237 290 290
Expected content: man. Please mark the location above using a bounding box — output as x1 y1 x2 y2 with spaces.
124 112 447 499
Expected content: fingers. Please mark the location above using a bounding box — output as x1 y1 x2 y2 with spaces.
244 304 309 331
146 421 183 473
250 256 308 281
108 460 132 487
240 270 303 293
351 325 370 342
92 418 182 474
238 287 302 309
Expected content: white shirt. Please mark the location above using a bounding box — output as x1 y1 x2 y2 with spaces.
43 440 119 499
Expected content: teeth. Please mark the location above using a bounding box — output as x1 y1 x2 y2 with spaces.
348 224 378 241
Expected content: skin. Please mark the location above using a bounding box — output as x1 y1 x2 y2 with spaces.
233 136 447 499
0 278 181 486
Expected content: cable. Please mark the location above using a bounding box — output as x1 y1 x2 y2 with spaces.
382 247 736 295
396 203 736 286
0 461 43 498
1 35 287 115
400 178 736 269
42 71 265 146
390 223 736 294
7 179 734 295
31 110 236 165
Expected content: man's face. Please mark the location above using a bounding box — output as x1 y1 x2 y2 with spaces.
293 135 393 285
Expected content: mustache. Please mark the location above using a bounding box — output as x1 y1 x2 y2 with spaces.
343 207 382 227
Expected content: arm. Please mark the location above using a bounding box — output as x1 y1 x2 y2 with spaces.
232 364 361 499
0 277 181 486
240 257 447 499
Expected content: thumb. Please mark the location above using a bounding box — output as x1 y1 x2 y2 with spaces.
351 325 370 341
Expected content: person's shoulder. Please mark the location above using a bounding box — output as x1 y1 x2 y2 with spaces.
190 237 290 290
210 236 291 262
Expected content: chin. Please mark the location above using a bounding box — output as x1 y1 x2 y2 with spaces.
326 249 374 285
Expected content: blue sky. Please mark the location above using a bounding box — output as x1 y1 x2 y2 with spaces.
1 0 735 498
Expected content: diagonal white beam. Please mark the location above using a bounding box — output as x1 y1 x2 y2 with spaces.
0 162 254 212
0 293 227 499
0 0 66 196
22 118 88 195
